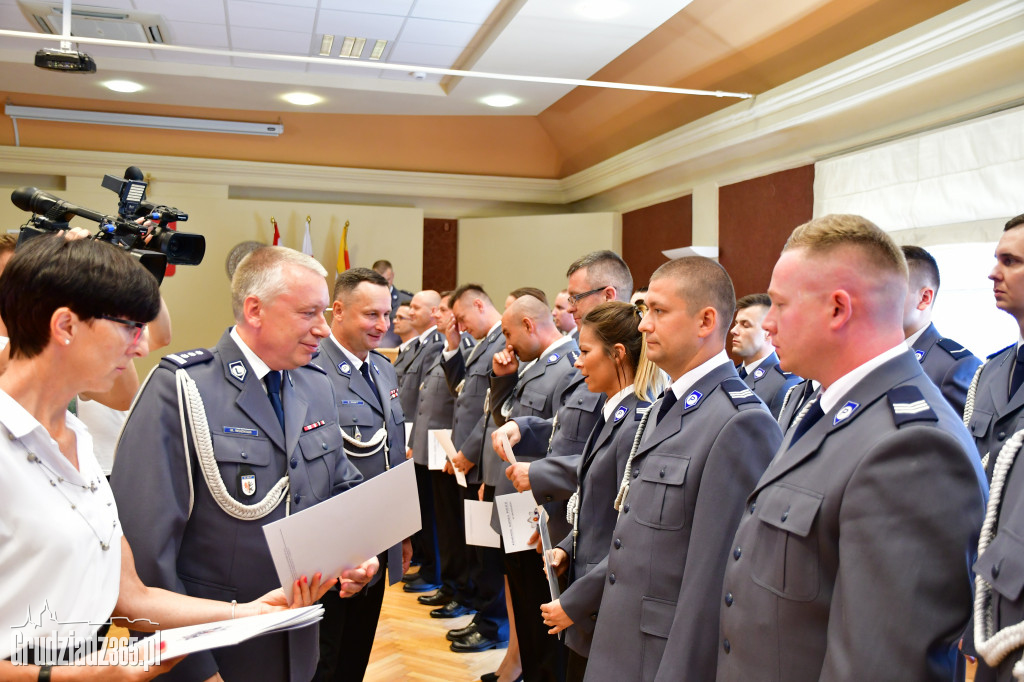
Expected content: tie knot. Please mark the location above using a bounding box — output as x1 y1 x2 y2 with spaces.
265 370 281 393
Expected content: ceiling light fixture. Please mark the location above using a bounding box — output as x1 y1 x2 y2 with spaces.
102 79 143 93
318 34 334 57
481 94 520 108
339 36 366 59
0 29 754 99
574 0 630 21
5 104 284 136
368 39 387 61
282 92 322 106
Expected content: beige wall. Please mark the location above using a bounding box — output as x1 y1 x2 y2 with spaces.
1 171 423 374
458 213 623 308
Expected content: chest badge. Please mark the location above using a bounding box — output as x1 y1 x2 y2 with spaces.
228 360 246 382
833 400 860 426
240 474 257 496
684 390 702 409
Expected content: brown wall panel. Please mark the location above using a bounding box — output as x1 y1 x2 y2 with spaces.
423 218 458 293
719 166 815 299
622 195 693 290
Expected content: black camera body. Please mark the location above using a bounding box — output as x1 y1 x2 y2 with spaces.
10 167 205 284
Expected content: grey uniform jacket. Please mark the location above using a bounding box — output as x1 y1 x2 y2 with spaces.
410 334 475 464
110 331 363 682
913 322 982 416
717 351 988 682
510 372 605 541
742 351 801 419
584 364 781 682
396 331 445 421
317 338 406 583
556 393 648 658
489 341 579 495
442 325 506 486
968 344 1024 462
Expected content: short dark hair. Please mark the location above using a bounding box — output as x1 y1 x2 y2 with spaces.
371 259 393 273
333 267 389 301
450 284 492 308
736 293 771 311
509 287 548 306
651 257 736 336
566 250 633 302
1006 214 1024 232
901 245 940 291
0 235 161 359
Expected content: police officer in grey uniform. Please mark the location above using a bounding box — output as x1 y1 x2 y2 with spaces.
716 215 987 682
584 258 781 682
441 284 510 651
730 293 801 419
110 247 374 682
489 294 580 682
315 266 412 682
902 245 982 416
966 212 1024 682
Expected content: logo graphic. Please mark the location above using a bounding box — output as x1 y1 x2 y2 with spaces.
914 349 925 362
241 474 257 496
684 391 702 408
547 353 560 364
228 361 246 382
338 362 351 375
833 401 860 426
613 405 629 423
753 367 766 379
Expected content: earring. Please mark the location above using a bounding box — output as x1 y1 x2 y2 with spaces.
65 339 70 345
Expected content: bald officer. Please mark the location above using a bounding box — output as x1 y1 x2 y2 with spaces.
584 257 781 682
730 293 801 419
111 247 372 682
717 215 987 682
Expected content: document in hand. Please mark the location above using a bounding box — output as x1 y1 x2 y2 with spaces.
133 606 324 664
262 460 421 600
495 490 539 553
431 429 467 487
537 508 561 601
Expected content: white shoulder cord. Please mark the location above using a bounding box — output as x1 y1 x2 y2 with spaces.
176 369 291 520
963 362 988 469
777 383 800 427
613 408 653 512
973 427 1024 679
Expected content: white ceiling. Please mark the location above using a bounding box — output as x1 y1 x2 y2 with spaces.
0 0 697 115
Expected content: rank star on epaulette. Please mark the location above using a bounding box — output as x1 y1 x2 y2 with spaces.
833 400 860 426
302 420 326 432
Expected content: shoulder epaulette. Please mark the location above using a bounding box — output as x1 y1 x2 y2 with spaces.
568 350 579 364
721 377 761 406
988 343 1015 360
887 385 938 426
462 335 474 349
936 337 971 357
300 359 327 375
635 401 652 420
771 364 790 378
162 348 214 368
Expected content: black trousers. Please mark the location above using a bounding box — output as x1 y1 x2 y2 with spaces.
504 549 566 682
466 484 509 641
314 554 388 682
431 468 470 600
411 462 441 585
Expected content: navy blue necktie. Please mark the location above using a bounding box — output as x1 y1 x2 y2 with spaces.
789 398 824 447
738 366 748 379
1010 347 1024 399
657 390 678 422
360 361 380 407
265 371 285 431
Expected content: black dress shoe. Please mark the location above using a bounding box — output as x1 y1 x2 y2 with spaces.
401 569 419 583
430 600 476 619
450 631 508 653
446 622 477 641
403 576 442 593
417 590 452 606
480 673 498 682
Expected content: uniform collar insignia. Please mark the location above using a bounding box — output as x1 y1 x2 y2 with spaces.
914 349 925 362
338 362 351 375
684 390 702 409
833 400 860 426
753 367 766 379
228 360 246 382
613 405 629 422
547 353 560 364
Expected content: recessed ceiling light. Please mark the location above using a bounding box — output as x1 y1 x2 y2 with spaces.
282 92 323 106
103 80 144 93
368 39 387 61
480 94 520 108
574 0 629 21
318 35 334 57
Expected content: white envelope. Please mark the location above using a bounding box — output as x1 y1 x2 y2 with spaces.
431 429 467 487
495 490 538 553
464 499 500 548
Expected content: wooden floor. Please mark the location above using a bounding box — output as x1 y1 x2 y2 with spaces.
365 574 505 682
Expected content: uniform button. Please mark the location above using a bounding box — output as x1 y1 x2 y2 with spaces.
577 398 583 404
659 467 666 478
623 504 630 514
293 493 301 505
998 431 1007 441
609 573 616 585
613 539 622 549
290 458 298 469
724 592 733 607
545 495 553 502
749 503 756 514
322 442 328 450
590 613 597 622
240 452 248 459
723 639 731 654
733 547 742 560
781 509 789 522
632 468 639 478
992 561 1002 579
351 418 358 422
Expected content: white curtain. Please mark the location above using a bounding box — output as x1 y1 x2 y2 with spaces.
814 106 1024 230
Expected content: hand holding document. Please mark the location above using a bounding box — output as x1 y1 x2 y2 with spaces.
262 460 420 601
537 508 562 601
497 432 517 465
430 429 466 487
133 606 324 664
495 490 538 553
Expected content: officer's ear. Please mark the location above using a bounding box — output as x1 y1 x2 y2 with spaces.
242 295 264 328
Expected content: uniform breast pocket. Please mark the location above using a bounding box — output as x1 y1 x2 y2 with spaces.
211 432 273 467
558 392 604 443
968 408 994 440
520 388 549 415
298 424 344 501
337 401 377 439
750 483 822 602
390 397 405 425
975 527 1024 601
635 453 689 530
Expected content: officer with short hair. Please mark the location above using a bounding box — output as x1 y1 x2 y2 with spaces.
730 293 801 419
